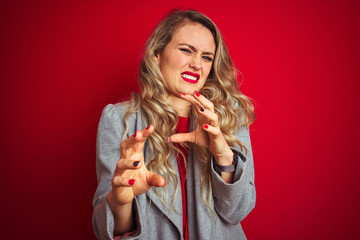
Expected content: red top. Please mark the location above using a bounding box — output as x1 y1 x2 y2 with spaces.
175 116 190 240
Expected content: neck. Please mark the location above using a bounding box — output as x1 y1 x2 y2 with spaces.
166 95 192 117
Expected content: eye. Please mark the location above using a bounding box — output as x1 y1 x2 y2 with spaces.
202 56 213 62
180 48 192 54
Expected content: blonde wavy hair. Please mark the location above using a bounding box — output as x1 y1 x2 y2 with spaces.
123 9 255 214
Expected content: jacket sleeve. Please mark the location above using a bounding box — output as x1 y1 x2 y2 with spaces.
211 125 256 224
92 104 142 240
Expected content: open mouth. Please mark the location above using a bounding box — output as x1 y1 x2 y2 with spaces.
181 71 200 84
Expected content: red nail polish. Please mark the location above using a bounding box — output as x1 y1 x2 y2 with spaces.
194 91 200 97
203 124 209 129
133 131 137 137
180 93 186 96
146 124 151 130
129 179 135 185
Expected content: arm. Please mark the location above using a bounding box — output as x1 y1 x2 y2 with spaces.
93 104 138 239
168 92 256 224
211 125 256 224
92 104 166 239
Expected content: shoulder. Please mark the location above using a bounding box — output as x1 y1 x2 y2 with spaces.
101 99 141 121
101 100 132 118
98 101 135 130
99 100 144 132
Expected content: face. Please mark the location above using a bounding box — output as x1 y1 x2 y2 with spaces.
156 22 216 102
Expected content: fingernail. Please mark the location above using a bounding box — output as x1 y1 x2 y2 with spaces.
180 93 186 96
194 91 200 97
129 179 135 185
133 161 140 167
146 124 152 130
203 124 209 129
133 131 137 137
167 137 171 142
200 107 204 112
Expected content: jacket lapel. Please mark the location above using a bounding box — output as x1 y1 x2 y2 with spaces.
145 156 183 236
134 112 185 237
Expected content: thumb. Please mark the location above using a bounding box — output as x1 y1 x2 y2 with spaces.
168 132 194 143
147 172 167 188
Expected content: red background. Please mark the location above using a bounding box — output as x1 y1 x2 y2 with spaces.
1 0 360 239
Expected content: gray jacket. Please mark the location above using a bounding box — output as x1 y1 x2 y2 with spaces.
92 102 256 240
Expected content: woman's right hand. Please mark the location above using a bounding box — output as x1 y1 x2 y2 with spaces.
107 124 167 206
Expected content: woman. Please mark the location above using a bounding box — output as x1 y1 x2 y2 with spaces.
93 9 255 240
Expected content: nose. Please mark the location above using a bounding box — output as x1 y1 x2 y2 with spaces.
189 54 201 71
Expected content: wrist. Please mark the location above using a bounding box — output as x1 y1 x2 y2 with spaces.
107 191 133 210
214 147 234 166
213 149 238 180
107 192 135 235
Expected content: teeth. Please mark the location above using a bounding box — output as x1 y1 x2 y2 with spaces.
181 74 198 80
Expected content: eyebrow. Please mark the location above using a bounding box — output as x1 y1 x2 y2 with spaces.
178 43 215 56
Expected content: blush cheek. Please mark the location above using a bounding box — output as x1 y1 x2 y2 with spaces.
182 58 192 68
198 78 207 89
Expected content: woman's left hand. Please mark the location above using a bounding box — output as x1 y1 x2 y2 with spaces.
169 91 234 165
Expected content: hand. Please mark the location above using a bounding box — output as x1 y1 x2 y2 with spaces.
169 91 233 165
108 124 166 206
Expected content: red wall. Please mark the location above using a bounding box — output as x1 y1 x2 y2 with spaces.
1 0 359 239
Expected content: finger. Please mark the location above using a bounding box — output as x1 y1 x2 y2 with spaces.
112 175 137 187
120 125 154 159
203 123 221 136
120 134 139 159
114 159 142 176
168 132 195 143
120 138 133 159
193 91 214 111
131 130 146 154
179 92 205 109
133 124 156 153
142 124 155 139
147 172 167 187
197 107 219 126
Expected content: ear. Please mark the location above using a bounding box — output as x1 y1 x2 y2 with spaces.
154 52 160 65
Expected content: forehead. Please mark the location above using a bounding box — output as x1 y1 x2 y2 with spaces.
171 22 216 53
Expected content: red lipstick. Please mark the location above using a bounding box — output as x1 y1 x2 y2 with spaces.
181 71 200 84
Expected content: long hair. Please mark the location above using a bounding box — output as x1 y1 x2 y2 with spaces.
123 9 255 213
